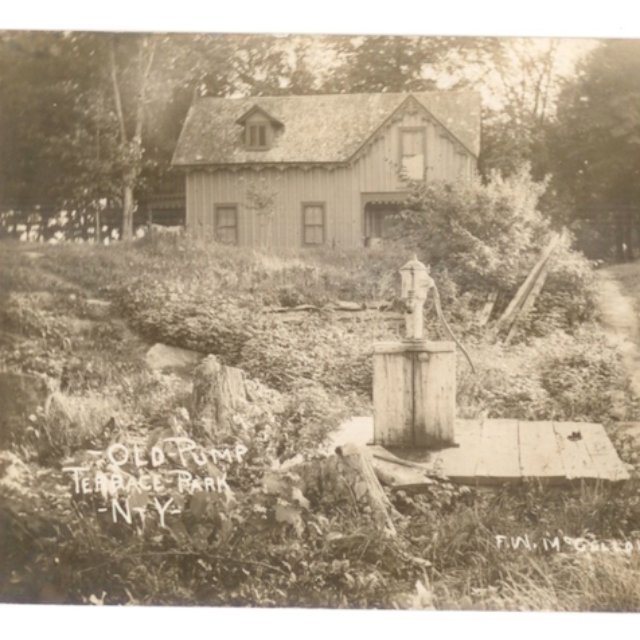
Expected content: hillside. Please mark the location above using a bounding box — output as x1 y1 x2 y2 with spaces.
2 237 640 609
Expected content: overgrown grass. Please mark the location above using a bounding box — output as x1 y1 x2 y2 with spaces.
1 238 639 610
32 235 627 422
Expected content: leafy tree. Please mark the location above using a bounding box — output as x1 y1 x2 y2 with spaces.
476 38 565 179
323 35 484 94
549 39 640 260
0 32 125 240
0 32 327 241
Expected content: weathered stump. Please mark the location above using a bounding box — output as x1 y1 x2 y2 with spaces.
295 443 399 535
190 356 247 439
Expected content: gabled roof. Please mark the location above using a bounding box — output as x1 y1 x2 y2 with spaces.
172 91 481 167
235 105 283 128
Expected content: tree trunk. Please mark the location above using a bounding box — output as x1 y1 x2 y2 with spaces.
122 180 135 242
94 206 101 244
109 36 156 245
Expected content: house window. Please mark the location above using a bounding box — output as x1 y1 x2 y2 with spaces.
400 128 426 180
246 123 269 150
215 205 238 244
302 204 325 246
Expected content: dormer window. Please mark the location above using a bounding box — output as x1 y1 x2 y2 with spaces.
247 123 268 150
236 105 283 152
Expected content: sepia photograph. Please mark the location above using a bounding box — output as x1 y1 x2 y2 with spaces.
2 5 640 627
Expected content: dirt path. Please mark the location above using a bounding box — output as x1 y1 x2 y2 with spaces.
596 266 640 398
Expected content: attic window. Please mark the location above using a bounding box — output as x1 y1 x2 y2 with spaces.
399 127 426 180
237 106 281 151
247 123 268 150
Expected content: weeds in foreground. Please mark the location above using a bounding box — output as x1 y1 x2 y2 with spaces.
2 239 639 609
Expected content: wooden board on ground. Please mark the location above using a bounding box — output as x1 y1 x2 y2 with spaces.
333 417 628 488
562 421 630 481
519 421 566 481
432 419 484 483
475 419 522 484
553 422 599 480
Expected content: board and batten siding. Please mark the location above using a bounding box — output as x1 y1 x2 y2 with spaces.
185 109 477 248
186 166 358 248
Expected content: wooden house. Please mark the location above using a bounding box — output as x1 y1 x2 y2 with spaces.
171 92 481 248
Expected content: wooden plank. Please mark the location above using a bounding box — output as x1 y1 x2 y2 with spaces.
478 290 499 327
414 350 456 447
373 352 414 446
374 341 455 354
496 233 560 329
571 422 630 481
518 421 565 480
369 445 435 489
372 456 432 489
437 419 484 482
553 422 599 480
505 256 554 344
475 419 522 484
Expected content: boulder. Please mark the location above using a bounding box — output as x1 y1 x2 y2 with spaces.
84 299 112 320
146 343 204 374
0 372 50 448
335 300 363 311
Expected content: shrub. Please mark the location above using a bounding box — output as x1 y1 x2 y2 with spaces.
240 315 395 397
395 167 551 291
391 169 598 339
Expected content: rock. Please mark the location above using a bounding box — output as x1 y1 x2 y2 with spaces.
146 343 204 374
84 299 112 320
0 372 51 448
0 451 32 493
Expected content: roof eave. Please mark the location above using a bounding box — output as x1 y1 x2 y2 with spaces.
171 161 351 170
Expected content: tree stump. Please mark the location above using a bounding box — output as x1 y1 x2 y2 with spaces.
296 443 399 536
190 356 247 439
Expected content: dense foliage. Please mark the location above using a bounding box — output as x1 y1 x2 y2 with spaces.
549 39 640 260
396 168 551 290
0 192 637 609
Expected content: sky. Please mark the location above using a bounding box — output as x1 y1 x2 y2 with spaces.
2 2 640 39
